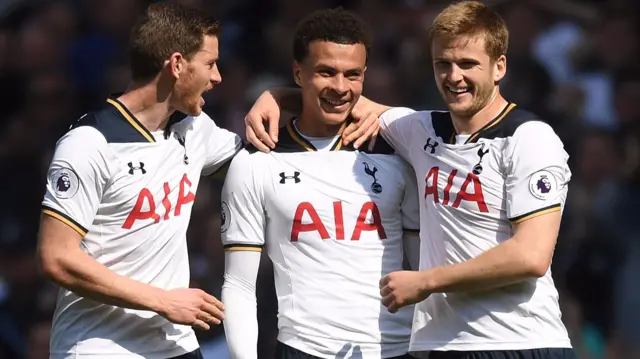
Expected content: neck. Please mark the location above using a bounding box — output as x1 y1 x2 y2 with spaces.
117 80 174 132
451 88 508 135
296 108 345 137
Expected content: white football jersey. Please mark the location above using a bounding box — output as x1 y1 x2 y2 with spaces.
221 120 420 359
379 105 573 352
41 97 241 359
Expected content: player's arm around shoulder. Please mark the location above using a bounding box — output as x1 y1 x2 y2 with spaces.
38 127 224 330
220 148 266 359
197 111 243 178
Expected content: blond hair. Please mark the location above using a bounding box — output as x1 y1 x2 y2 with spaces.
428 1 508 60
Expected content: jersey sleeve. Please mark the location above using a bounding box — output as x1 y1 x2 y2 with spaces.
504 121 572 223
198 112 243 176
400 160 421 232
220 149 266 251
379 107 417 160
42 127 111 236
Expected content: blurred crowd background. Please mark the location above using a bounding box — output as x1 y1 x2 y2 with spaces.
0 0 639 358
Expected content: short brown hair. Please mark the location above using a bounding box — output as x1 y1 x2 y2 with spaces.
428 1 508 60
128 2 221 82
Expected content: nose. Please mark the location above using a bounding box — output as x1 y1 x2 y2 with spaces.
447 63 463 83
210 64 222 85
331 74 348 94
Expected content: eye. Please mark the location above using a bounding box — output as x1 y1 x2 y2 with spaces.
345 71 362 80
318 69 335 77
458 61 476 70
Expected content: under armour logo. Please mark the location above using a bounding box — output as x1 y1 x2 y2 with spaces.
423 138 439 154
472 143 490 175
362 162 382 193
174 133 189 165
279 171 301 184
128 162 146 175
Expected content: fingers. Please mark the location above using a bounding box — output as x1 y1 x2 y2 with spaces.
379 274 390 288
267 116 280 144
245 125 270 153
353 115 380 150
201 302 224 323
197 307 222 325
244 113 277 151
192 319 210 331
379 285 392 297
342 113 380 148
202 292 225 310
367 128 379 152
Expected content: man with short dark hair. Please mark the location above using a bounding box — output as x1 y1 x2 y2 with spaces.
36 3 240 358
221 8 419 359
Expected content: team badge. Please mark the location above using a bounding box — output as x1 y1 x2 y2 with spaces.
528 170 557 200
220 201 231 233
362 162 382 193
50 167 79 199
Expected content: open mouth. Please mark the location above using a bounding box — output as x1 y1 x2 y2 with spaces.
446 85 471 96
320 97 350 112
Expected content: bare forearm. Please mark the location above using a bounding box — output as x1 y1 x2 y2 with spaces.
423 238 542 294
358 95 393 117
45 249 164 312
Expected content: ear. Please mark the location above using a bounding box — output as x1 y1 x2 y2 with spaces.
166 52 185 79
292 61 303 87
494 55 506 83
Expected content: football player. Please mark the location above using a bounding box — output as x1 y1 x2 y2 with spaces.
37 3 240 358
221 8 420 359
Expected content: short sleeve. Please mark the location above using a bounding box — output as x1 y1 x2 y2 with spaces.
505 121 572 223
379 107 417 160
400 160 421 232
42 127 111 236
198 112 243 176
221 149 266 251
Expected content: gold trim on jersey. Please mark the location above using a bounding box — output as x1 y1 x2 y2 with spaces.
106 98 155 143
286 118 346 152
465 103 517 144
510 204 561 224
42 206 88 237
223 244 263 252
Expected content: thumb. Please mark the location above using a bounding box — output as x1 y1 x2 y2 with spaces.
267 110 280 143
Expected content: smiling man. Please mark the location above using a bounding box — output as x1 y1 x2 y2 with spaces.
220 8 420 359
36 3 241 358
244 1 576 359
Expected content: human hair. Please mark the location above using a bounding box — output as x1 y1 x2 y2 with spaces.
293 7 372 63
128 2 221 82
428 1 508 61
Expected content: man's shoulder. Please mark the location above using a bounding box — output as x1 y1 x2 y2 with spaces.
57 120 109 155
381 107 432 125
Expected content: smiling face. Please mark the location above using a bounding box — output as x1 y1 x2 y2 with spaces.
294 40 366 127
432 33 506 119
171 35 221 116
